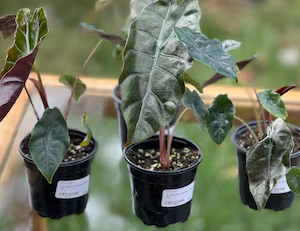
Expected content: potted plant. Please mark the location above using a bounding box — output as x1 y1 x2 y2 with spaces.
231 85 300 211
0 8 99 219
81 0 257 227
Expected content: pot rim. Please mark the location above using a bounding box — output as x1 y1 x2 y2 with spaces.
19 129 98 167
123 135 203 175
231 120 300 158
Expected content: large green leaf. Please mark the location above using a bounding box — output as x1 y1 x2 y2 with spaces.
206 94 235 144
174 27 237 80
126 0 156 27
246 118 294 210
29 107 70 183
258 89 287 119
119 0 201 145
183 87 208 131
59 75 86 101
286 166 300 195
0 8 48 122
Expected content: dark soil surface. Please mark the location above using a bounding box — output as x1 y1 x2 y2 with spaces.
235 125 300 153
22 137 94 163
126 147 201 171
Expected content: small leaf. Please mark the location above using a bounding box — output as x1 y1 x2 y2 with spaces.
183 87 208 131
95 0 112 12
202 55 258 88
81 22 125 46
80 114 93 147
184 73 203 93
275 85 296 96
29 107 70 183
0 8 48 122
0 14 16 39
59 75 86 101
174 27 237 80
257 89 287 119
222 40 241 51
206 94 235 144
28 78 48 109
246 118 294 210
287 167 300 195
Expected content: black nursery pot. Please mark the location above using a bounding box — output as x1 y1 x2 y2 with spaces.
124 136 202 227
112 85 182 147
19 129 98 219
231 121 300 211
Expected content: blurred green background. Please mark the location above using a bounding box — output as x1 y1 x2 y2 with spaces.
1 0 300 88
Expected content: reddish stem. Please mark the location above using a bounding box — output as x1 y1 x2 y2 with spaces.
159 128 169 169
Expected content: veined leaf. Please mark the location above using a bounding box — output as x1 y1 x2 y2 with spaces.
0 8 48 122
184 73 203 93
119 0 201 145
202 55 258 88
81 22 125 46
183 87 208 131
287 166 300 195
206 94 235 144
80 114 93 147
246 118 294 210
0 14 16 39
29 107 70 183
174 27 237 80
59 74 86 101
257 89 287 119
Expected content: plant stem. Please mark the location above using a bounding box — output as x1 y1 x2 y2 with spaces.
33 62 49 109
234 115 259 143
167 108 188 159
159 128 168 169
24 86 39 121
65 40 102 120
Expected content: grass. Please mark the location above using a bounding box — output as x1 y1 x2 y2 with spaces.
0 0 300 88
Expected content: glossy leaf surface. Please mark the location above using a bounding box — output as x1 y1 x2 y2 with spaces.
257 89 287 119
287 166 300 195
174 27 237 80
59 75 86 101
0 8 48 122
183 87 208 131
119 0 201 144
246 118 293 210
29 107 70 183
206 94 235 144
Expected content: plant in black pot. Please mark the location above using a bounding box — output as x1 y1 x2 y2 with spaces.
232 85 300 211
0 8 100 219
80 0 257 227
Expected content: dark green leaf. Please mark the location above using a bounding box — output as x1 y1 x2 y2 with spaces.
174 27 237 80
119 0 201 145
246 118 294 210
80 114 93 147
81 22 125 46
0 8 48 122
59 75 86 101
183 87 208 131
29 107 70 183
184 73 203 93
206 94 235 144
257 89 287 119
0 14 16 39
287 166 300 195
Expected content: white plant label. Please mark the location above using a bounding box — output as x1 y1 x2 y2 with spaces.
161 181 194 207
55 175 90 199
271 176 291 194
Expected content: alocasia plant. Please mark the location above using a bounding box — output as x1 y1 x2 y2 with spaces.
0 8 97 183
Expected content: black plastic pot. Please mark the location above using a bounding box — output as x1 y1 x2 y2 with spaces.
112 85 182 147
124 136 202 227
19 129 98 219
231 121 300 211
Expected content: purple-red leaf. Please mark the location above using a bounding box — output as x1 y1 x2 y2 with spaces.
275 85 296 96
0 8 48 122
0 14 16 39
28 78 49 109
202 54 258 89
